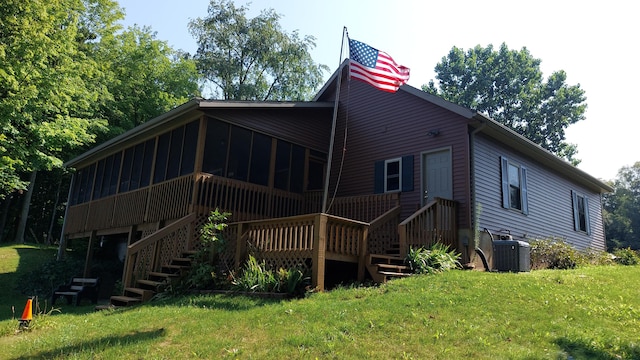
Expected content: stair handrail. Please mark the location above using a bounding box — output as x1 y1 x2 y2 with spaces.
123 213 196 288
398 198 457 257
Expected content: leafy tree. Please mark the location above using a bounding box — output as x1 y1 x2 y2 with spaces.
188 0 328 101
423 43 586 163
93 25 201 142
0 0 110 198
603 162 640 250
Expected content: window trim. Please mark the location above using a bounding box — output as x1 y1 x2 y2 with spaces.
500 156 528 215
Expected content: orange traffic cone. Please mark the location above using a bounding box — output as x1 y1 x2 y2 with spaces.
18 298 33 329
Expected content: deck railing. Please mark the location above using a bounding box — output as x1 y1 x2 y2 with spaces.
196 173 305 221
122 213 196 288
233 213 369 291
398 198 457 256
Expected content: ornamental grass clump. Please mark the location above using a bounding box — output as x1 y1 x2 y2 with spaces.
405 243 461 275
232 255 309 295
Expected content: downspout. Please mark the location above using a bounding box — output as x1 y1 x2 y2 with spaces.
56 170 75 261
469 120 487 254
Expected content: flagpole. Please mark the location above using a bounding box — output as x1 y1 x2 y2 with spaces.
322 27 347 214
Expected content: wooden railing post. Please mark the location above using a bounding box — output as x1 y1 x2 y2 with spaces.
398 223 407 258
235 223 246 272
357 225 368 282
312 214 327 291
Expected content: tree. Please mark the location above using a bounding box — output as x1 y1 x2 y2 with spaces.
423 43 586 163
603 162 640 250
0 0 111 198
93 25 201 142
188 0 328 101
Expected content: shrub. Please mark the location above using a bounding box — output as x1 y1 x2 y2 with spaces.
613 247 640 265
405 243 461 275
530 239 583 270
232 255 309 295
16 256 84 298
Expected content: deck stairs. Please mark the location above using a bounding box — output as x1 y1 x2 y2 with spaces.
97 251 196 309
366 253 412 283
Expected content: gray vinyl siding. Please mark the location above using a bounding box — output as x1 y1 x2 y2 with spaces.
326 80 471 226
473 133 605 250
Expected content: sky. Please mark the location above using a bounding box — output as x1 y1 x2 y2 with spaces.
116 0 639 182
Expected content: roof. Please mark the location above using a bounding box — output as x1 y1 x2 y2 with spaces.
64 98 333 168
316 62 612 193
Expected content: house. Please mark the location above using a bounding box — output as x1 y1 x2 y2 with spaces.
61 64 612 303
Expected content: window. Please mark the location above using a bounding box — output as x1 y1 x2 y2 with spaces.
385 158 402 192
501 156 528 214
374 155 413 194
572 190 591 234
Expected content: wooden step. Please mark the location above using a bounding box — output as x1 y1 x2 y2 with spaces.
376 263 411 272
124 287 155 302
110 295 142 307
136 279 165 291
171 257 193 266
148 271 179 280
378 270 412 277
369 254 405 265
162 264 190 274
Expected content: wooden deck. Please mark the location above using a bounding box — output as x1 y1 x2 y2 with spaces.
64 172 457 292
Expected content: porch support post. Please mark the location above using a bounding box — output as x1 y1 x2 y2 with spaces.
357 225 368 282
312 214 327 291
235 223 246 272
83 231 97 277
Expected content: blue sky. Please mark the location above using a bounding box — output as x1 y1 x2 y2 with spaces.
117 0 638 181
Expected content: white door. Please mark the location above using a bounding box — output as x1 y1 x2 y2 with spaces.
422 149 453 205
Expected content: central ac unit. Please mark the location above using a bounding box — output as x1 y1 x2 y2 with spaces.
493 239 530 272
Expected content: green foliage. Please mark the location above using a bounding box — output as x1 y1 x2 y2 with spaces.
0 0 114 197
16 257 84 298
530 239 584 270
232 255 309 295
188 0 328 101
423 43 586 163
200 209 230 255
603 162 640 251
613 247 640 266
405 243 461 275
92 25 201 143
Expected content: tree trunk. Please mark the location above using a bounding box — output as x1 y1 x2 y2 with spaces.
15 170 37 243
46 175 62 245
0 193 14 242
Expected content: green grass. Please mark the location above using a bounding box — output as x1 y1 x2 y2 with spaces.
1 243 639 359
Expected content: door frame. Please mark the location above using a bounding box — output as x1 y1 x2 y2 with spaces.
420 146 453 206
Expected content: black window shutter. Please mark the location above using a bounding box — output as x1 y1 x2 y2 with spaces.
401 155 414 192
584 196 591 235
501 156 509 209
521 166 529 215
374 160 384 194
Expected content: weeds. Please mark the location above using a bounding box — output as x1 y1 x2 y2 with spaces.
405 243 461 274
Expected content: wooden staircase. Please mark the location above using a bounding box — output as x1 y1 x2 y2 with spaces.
366 254 412 283
97 251 196 309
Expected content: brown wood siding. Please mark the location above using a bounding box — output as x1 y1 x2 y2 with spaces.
326 80 471 228
473 133 605 250
205 108 332 152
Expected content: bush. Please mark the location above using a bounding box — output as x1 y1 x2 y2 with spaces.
16 256 84 298
232 255 309 295
530 239 583 270
405 243 461 275
613 248 640 265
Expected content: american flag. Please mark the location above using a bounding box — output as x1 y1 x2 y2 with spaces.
348 38 410 93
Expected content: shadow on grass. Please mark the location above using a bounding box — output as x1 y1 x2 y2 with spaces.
555 337 640 360
146 292 285 312
10 328 166 360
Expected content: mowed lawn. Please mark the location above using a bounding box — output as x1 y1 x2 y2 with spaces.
0 243 639 359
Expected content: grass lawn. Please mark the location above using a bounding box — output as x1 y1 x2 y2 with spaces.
0 243 639 359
